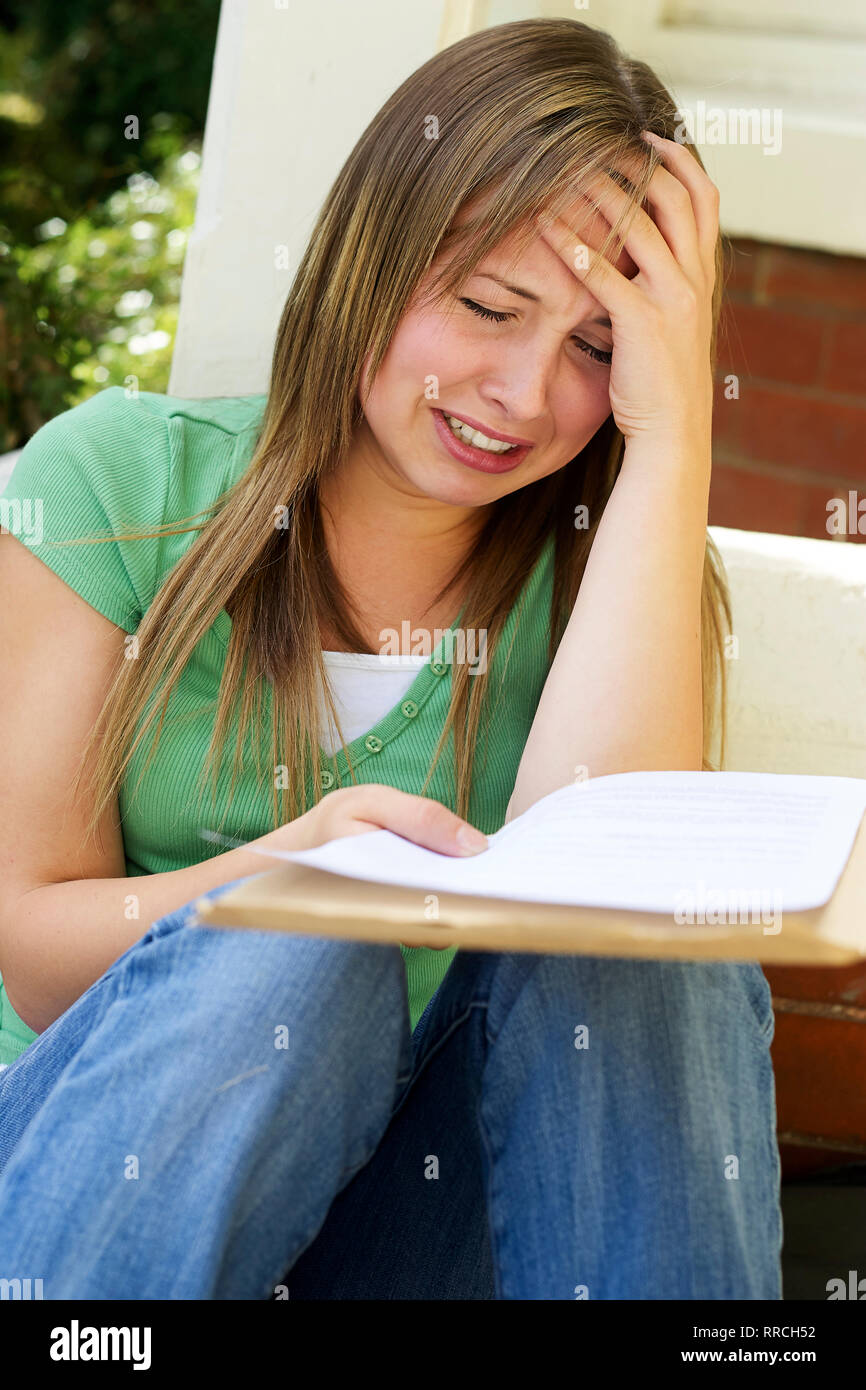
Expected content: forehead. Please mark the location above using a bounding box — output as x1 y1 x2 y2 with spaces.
449 179 642 282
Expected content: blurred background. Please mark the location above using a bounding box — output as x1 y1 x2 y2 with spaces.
0 0 219 446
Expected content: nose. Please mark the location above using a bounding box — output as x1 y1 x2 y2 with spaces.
476 336 557 427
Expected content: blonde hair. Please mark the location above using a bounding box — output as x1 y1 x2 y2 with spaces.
62 16 731 848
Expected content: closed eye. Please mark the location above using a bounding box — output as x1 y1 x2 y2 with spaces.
459 297 613 366
460 296 512 324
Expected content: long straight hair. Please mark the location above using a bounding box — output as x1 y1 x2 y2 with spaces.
66 17 732 848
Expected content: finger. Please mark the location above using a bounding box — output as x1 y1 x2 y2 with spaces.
637 161 704 282
544 187 616 263
534 212 641 321
641 132 720 272
540 188 642 284
576 169 699 291
351 786 488 857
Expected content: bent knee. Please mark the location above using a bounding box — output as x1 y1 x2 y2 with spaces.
486 951 773 1050
120 917 408 1037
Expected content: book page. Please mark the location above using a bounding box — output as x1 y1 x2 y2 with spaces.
244 771 866 915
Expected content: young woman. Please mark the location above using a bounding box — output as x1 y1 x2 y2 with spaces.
0 18 780 1299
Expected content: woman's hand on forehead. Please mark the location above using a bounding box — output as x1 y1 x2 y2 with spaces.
533 133 719 443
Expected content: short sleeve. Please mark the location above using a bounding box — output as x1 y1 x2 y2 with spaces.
0 387 173 632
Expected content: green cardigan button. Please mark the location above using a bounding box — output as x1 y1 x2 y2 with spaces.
430 659 448 676
400 699 419 718
320 769 336 789
364 734 384 753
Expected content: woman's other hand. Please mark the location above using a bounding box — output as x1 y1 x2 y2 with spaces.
276 784 489 949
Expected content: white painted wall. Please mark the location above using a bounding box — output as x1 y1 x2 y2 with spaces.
169 0 456 399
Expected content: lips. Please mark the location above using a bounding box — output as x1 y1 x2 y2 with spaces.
431 408 533 475
443 410 535 448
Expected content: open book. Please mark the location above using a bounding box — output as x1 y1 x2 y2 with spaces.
193 771 866 964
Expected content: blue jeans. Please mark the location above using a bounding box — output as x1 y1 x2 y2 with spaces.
0 876 782 1299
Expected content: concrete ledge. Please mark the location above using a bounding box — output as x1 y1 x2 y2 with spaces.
709 526 866 778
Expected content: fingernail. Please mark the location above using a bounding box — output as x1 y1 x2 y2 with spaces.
456 824 488 854
641 129 661 143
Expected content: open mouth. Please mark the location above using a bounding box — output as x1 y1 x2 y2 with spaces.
431 408 533 474
441 413 520 455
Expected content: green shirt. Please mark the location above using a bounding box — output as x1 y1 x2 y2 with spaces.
0 386 556 1064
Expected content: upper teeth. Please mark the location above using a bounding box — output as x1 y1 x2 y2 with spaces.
445 414 516 454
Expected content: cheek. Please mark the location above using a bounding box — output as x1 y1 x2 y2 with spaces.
555 369 612 442
363 315 447 415
587 370 613 421
396 311 475 392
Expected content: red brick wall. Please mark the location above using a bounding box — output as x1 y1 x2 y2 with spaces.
710 237 866 544
713 241 866 1181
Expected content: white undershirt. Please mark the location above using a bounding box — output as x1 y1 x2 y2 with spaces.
318 650 428 755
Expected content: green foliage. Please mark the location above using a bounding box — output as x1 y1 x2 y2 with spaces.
0 1 219 446
1 141 201 446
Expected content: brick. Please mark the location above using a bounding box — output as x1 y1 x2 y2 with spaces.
711 378 744 449
823 318 866 396
764 964 866 1007
717 299 825 387
765 245 866 315
735 386 866 480
708 461 804 535
722 237 764 296
771 1014 866 1149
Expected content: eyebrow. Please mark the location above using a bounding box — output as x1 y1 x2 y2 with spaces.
474 272 612 331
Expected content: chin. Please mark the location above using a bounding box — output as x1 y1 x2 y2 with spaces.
411 468 508 506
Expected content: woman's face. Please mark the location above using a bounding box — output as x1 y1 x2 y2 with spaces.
355 202 638 508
